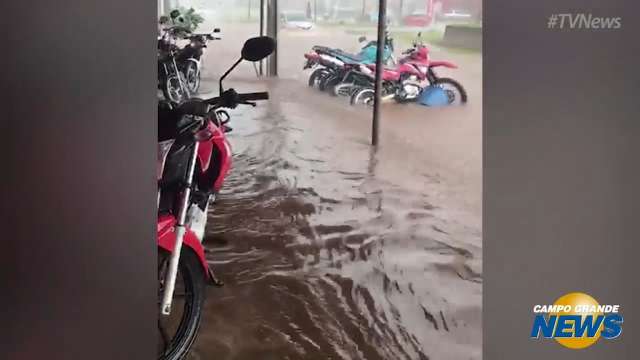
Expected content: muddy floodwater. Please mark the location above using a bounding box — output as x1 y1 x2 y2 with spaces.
179 20 482 359
186 73 481 359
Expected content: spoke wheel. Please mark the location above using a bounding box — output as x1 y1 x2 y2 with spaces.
433 77 468 105
157 247 206 360
184 63 200 94
164 75 187 103
350 88 375 107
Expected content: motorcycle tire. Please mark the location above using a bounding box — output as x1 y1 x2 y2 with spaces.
158 247 206 360
433 77 468 104
350 87 375 107
319 74 341 92
332 83 354 97
308 68 327 88
162 75 188 104
184 62 200 95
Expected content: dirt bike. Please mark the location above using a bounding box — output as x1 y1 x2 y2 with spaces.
350 33 467 106
303 32 395 92
157 36 275 360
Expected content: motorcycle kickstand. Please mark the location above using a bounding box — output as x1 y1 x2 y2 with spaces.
207 267 224 287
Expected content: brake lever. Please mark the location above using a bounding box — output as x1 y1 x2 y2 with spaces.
240 101 257 107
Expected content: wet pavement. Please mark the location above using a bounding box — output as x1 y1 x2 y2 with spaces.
185 23 481 360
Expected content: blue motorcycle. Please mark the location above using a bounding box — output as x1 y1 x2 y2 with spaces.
304 33 395 94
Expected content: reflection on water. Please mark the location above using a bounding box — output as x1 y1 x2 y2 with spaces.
189 81 481 360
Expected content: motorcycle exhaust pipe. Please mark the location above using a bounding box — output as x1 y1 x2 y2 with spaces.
160 142 200 316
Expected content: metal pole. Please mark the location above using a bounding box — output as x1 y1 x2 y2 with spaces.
314 0 317 22
259 0 265 76
266 0 278 76
372 0 386 146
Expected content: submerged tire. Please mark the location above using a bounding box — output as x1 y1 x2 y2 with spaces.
433 77 468 104
320 74 341 92
158 248 206 360
333 83 354 97
308 68 327 88
350 87 375 106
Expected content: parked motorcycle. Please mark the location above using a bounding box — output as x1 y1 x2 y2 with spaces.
158 26 222 102
157 36 275 360
176 28 222 94
158 26 192 104
350 33 467 106
303 32 395 92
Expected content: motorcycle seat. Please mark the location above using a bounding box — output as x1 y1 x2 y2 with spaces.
331 49 363 63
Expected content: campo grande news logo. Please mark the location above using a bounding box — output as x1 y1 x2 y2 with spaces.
530 292 623 349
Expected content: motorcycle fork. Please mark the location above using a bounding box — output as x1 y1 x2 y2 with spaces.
162 63 169 82
426 67 438 85
160 141 200 315
171 57 190 97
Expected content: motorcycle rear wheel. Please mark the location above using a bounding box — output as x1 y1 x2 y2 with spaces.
433 77 468 104
158 247 206 360
308 68 327 88
319 74 341 92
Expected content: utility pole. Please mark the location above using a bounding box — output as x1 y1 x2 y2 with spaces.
372 0 386 146
266 0 278 76
259 0 264 75
314 0 317 22
248 0 252 20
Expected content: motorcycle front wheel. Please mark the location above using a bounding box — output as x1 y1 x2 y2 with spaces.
350 87 375 107
184 62 200 94
158 247 206 360
163 74 189 104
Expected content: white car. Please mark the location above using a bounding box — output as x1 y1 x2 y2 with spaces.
438 9 473 21
280 11 314 30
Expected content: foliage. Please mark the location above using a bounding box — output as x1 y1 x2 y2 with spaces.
163 7 205 32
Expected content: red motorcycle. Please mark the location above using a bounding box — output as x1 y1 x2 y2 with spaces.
350 33 467 106
157 36 275 360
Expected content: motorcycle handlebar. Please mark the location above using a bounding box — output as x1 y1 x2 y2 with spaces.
205 90 269 107
237 92 269 101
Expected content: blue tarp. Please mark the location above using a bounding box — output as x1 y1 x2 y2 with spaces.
418 86 450 107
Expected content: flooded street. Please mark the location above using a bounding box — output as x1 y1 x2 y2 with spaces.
187 23 482 360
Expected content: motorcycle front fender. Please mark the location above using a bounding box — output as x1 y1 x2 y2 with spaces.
157 214 217 285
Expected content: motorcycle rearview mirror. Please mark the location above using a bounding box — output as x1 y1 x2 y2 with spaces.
219 36 275 94
358 36 367 43
241 36 276 62
213 28 221 33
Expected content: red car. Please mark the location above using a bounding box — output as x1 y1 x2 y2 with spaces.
403 0 435 27
403 10 434 27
